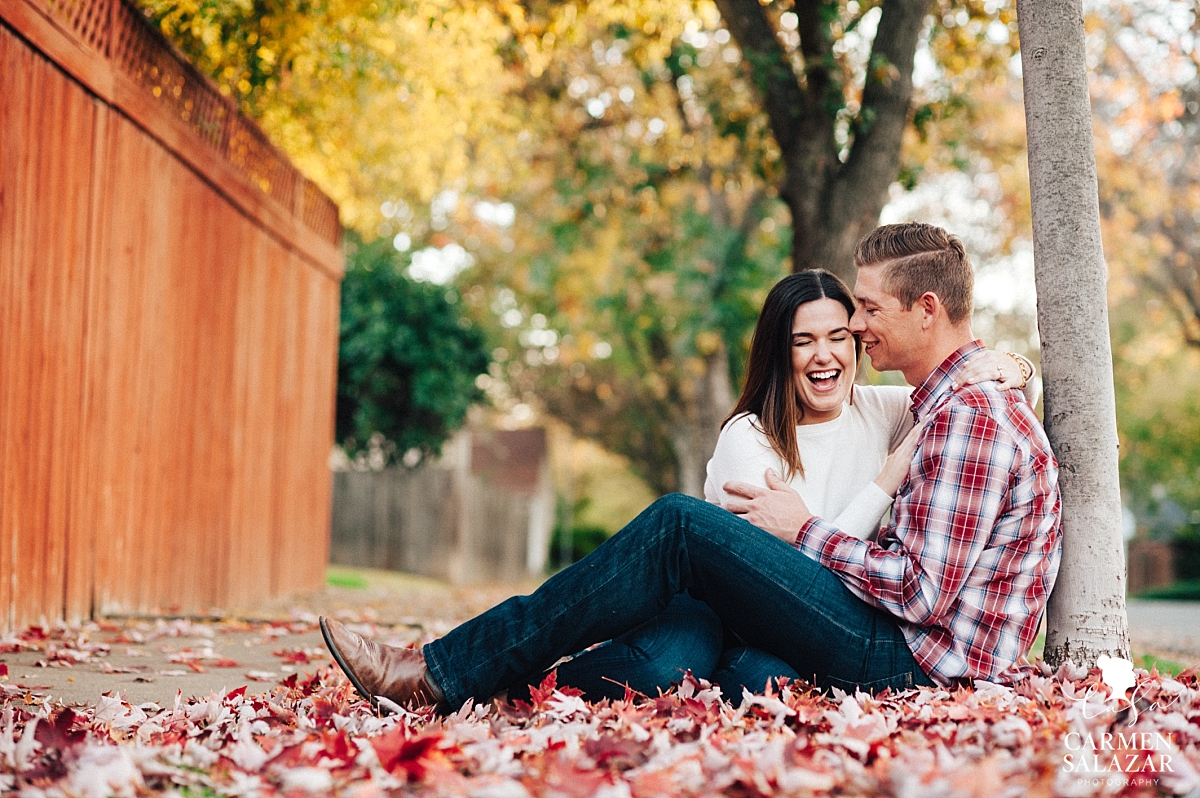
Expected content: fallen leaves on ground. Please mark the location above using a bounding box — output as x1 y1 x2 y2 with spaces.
2 644 1199 797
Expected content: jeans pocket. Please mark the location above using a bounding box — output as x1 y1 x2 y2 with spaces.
821 670 917 696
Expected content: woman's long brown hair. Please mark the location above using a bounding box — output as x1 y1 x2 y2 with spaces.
724 270 859 480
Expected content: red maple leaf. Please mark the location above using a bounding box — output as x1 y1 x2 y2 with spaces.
527 669 582 710
497 697 535 721
371 729 443 781
274 648 312 664
310 695 342 724
529 670 558 706
35 708 86 750
321 729 357 767
583 733 648 771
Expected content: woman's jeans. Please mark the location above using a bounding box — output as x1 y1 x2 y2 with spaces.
423 494 935 708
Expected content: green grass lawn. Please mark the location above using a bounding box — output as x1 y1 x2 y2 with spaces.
1134 578 1200 601
1133 652 1189 676
326 568 370 590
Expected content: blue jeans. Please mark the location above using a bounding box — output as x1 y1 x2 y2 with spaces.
509 592 723 702
511 593 802 705
424 494 935 707
712 646 803 703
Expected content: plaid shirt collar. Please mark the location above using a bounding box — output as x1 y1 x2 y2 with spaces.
908 340 986 422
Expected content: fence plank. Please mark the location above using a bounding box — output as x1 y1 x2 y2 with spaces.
330 460 546 585
0 30 95 628
0 0 343 628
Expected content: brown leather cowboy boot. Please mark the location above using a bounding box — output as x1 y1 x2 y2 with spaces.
319 617 443 711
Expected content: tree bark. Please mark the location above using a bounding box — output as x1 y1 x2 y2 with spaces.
671 343 736 497
713 0 932 283
1017 0 1130 668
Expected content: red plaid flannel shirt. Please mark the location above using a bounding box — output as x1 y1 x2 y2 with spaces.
794 341 1062 686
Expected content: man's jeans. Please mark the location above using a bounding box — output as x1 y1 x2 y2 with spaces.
424 494 935 707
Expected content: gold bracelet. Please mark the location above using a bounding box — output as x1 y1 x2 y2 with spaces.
1005 353 1032 390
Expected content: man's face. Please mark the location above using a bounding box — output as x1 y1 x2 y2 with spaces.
849 265 923 376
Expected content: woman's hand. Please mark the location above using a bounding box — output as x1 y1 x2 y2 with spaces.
955 350 1030 392
874 422 923 497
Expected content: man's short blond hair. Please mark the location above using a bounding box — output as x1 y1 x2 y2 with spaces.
853 223 974 324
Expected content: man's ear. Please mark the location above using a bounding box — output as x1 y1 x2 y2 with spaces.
917 292 941 330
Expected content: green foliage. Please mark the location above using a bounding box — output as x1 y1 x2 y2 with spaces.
459 4 792 492
336 234 489 464
1113 309 1200 523
141 0 1030 491
1174 533 1200 582
548 524 611 569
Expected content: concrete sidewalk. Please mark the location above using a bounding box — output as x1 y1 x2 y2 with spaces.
2 574 1196 709
0 568 540 707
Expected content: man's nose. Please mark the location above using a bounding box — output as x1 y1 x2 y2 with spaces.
849 307 866 333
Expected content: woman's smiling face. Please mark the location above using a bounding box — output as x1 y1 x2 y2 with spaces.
791 298 856 425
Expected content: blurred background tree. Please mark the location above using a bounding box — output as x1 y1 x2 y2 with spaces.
1088 0 1200 528
336 234 489 467
140 0 1200 553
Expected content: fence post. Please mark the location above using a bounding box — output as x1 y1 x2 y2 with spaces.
448 431 472 584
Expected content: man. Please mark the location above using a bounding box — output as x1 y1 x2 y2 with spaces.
321 222 1061 709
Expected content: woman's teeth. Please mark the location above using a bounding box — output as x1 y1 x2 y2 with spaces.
808 370 839 386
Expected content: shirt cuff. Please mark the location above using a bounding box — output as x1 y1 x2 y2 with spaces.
793 515 844 561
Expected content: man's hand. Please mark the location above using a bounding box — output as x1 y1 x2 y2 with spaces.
723 469 814 545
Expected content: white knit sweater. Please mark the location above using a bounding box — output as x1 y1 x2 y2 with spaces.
703 385 914 540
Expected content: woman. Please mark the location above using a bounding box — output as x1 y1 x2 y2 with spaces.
526 269 1033 702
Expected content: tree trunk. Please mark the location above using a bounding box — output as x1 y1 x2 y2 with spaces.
671 343 736 497
1016 0 1130 669
713 0 932 284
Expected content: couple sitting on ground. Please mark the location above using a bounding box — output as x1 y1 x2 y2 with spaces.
320 221 1062 709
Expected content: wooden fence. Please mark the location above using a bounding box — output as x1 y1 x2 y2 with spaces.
0 0 342 630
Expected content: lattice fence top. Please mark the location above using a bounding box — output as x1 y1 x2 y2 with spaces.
40 0 341 246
